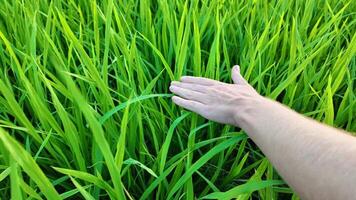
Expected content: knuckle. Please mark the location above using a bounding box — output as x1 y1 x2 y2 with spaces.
206 87 215 93
212 84 223 91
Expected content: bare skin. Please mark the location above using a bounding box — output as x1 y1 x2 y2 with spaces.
169 65 356 200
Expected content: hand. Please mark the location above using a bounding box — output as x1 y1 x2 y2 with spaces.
169 65 265 127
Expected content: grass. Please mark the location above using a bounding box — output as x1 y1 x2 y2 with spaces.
0 0 355 199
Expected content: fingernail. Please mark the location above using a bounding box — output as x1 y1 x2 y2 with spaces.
172 96 178 103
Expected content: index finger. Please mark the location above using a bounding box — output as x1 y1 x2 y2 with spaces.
180 76 220 86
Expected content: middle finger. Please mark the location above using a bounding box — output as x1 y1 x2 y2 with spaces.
169 85 207 104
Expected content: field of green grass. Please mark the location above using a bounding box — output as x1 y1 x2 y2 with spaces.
0 0 355 199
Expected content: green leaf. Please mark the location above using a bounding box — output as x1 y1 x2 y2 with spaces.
0 128 61 200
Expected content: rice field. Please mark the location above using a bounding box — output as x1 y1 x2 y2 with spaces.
0 0 355 199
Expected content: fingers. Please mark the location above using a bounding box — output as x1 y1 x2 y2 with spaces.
172 96 206 114
180 76 220 86
170 81 207 92
169 85 206 103
231 65 248 85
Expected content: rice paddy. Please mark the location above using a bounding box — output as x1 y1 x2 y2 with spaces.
0 0 355 199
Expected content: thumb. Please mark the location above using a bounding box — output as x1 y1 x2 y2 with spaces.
231 65 248 85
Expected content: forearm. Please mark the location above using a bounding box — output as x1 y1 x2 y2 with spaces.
169 67 356 199
237 97 356 200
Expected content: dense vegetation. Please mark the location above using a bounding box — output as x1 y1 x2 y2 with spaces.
0 0 355 199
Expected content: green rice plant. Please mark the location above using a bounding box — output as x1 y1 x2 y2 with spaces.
0 0 355 199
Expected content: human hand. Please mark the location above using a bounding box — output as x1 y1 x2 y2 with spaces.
169 65 265 127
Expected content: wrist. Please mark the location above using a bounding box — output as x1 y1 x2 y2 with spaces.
232 95 271 131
